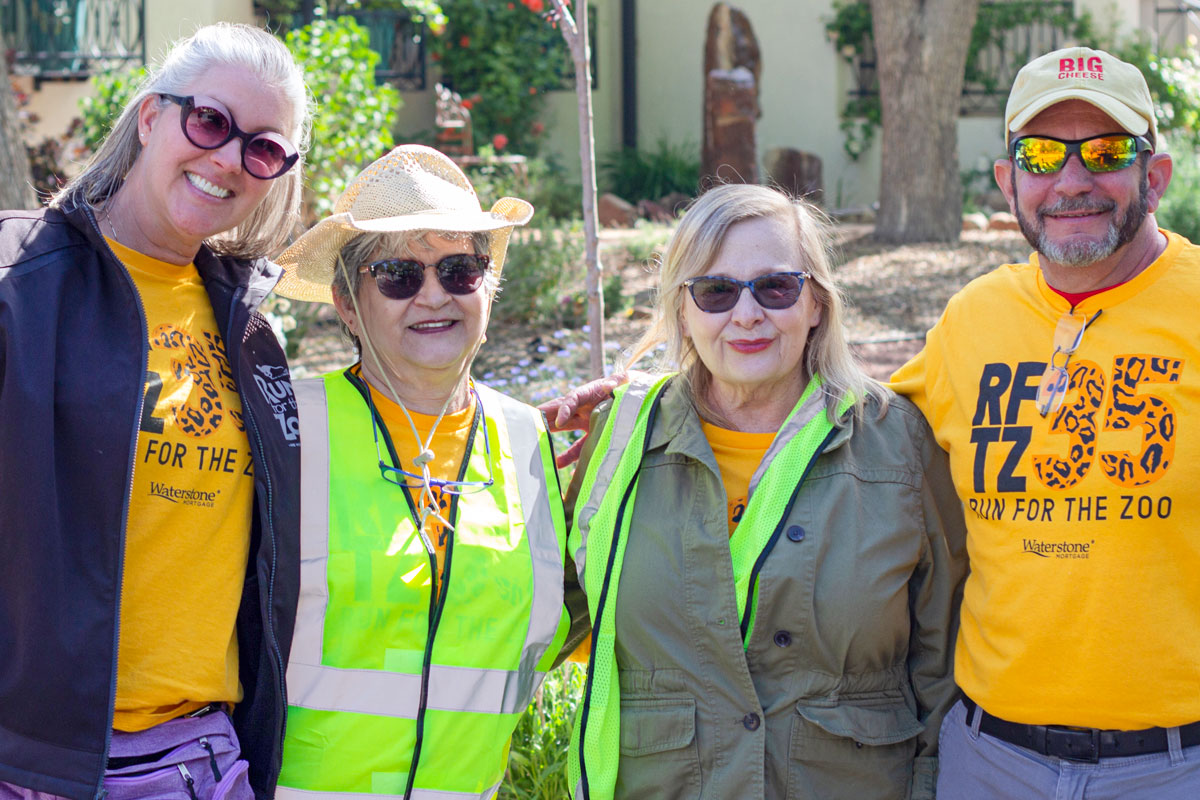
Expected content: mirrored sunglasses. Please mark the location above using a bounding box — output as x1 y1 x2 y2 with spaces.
683 271 811 313
160 94 299 180
1035 309 1103 417
1012 133 1152 175
362 254 491 301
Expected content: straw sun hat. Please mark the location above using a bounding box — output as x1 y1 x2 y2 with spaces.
274 144 534 304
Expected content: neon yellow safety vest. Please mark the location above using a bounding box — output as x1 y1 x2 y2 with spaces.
278 370 571 800
567 374 849 799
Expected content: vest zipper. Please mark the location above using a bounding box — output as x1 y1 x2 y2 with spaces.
577 393 662 799
88 207 149 800
739 424 841 644
401 399 480 799
225 286 291 763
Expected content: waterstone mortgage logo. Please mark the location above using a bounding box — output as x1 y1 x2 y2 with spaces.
1022 538 1093 559
150 481 219 508
1059 55 1103 81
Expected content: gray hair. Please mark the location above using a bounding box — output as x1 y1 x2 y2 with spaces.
51 22 312 259
332 229 494 353
629 183 889 426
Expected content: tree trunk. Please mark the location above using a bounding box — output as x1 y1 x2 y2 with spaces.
870 0 978 243
554 0 605 378
0 38 36 210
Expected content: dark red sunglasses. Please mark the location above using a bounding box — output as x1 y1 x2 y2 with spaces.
160 93 299 180
362 254 492 300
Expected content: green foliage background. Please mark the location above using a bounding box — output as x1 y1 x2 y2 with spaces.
429 0 573 155
285 15 400 220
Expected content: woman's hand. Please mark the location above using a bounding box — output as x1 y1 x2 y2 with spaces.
539 373 629 467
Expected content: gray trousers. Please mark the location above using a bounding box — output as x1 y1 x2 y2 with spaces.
938 699 1200 799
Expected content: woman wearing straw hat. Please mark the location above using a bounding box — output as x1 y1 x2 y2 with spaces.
272 144 587 800
0 23 307 800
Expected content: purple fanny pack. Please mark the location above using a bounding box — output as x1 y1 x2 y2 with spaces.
103 711 252 800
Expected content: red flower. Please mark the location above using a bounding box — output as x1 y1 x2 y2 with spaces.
493 133 509 151
459 35 471 48
521 0 544 11
431 52 442 61
528 86 538 95
461 98 474 110
531 121 545 136
507 1 515 7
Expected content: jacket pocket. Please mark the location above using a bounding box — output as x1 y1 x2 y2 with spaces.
616 696 701 799
786 691 922 800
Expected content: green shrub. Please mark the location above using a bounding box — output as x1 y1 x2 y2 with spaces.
494 219 626 329
430 0 573 155
599 138 700 202
494 218 585 326
500 664 585 799
78 65 147 153
466 152 582 222
1156 143 1200 243
285 15 401 221
1109 37 1200 151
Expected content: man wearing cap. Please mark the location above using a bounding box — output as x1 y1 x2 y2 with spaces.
891 46 1200 796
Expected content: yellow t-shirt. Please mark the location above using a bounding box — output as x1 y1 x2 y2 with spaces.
701 421 775 534
111 238 254 731
360 370 478 595
890 230 1200 729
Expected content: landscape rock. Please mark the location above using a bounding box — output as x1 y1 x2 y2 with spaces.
702 3 761 186
988 211 1021 231
599 193 638 228
659 192 692 216
702 67 758 185
704 3 761 108
765 147 823 204
962 212 989 231
637 198 674 224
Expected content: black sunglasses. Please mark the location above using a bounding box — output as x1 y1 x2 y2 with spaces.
160 94 299 180
683 271 812 313
362 254 491 300
1011 133 1152 175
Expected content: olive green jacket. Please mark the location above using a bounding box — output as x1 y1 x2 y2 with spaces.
565 379 968 800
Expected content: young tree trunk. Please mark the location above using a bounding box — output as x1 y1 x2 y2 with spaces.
0 38 36 210
870 0 979 243
554 0 605 378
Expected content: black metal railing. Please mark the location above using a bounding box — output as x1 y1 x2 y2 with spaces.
1 0 145 81
347 8 425 91
847 0 1074 116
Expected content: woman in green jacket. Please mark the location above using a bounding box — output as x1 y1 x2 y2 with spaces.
564 184 967 800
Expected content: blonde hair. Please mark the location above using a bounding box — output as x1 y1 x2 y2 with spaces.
51 22 312 259
629 183 889 425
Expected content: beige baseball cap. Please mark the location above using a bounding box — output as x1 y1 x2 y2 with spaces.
1005 46 1157 148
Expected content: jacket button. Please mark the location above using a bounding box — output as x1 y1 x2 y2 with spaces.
743 713 761 731
773 630 792 647
786 525 805 542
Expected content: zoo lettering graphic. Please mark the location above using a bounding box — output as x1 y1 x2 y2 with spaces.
966 353 1181 527
139 323 255 478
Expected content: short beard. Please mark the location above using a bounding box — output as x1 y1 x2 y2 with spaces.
1012 162 1150 268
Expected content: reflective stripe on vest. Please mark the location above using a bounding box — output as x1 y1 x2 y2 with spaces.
567 375 849 800
276 783 502 800
281 373 568 799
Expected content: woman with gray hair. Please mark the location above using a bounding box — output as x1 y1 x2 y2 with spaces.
0 22 309 800
271 144 586 799
560 183 967 799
